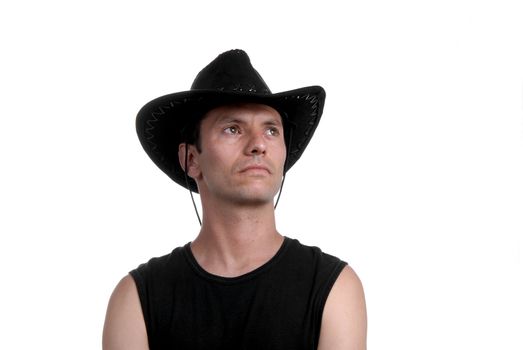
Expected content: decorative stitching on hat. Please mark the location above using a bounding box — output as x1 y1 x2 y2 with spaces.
230 83 260 93
144 97 204 163
144 104 173 152
283 93 320 157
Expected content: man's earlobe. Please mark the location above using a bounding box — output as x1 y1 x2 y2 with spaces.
178 143 199 178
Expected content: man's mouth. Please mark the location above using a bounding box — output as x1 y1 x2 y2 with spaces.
240 165 271 174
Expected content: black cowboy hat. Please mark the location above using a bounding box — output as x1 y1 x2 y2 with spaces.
136 49 326 193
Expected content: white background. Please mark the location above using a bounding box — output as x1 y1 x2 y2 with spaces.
1 1 522 349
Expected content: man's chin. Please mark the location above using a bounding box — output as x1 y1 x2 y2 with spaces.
231 193 277 207
227 188 280 207
200 181 281 207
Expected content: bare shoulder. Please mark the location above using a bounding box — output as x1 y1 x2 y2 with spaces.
102 274 149 350
317 265 367 350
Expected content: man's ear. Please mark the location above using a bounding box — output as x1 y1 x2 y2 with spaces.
178 143 200 179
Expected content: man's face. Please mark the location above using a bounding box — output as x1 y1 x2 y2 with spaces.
184 103 286 206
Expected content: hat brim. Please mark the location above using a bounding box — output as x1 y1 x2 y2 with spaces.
136 86 325 193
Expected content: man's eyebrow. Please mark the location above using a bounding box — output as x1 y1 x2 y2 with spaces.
215 116 245 125
263 119 283 127
214 116 282 127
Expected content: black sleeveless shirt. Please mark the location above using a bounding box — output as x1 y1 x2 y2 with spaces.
130 236 347 350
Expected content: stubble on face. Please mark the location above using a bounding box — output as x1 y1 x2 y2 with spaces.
193 103 286 207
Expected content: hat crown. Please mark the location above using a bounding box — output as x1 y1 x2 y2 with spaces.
190 49 272 94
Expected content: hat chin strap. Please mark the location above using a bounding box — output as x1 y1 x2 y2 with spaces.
272 173 286 210
184 143 202 226
274 126 292 210
184 127 292 226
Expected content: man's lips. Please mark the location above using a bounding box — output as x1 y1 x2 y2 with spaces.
239 165 271 174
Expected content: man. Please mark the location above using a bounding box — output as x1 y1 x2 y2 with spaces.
103 49 367 349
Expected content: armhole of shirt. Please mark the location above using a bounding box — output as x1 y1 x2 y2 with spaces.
129 267 153 342
313 258 349 346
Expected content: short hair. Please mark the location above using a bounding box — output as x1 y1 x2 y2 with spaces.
180 117 203 153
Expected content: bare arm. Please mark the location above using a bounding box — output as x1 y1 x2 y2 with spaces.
317 265 367 350
102 274 149 350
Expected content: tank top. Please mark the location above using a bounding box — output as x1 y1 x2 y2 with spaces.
129 236 347 350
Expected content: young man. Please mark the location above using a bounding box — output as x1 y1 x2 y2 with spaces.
103 49 367 350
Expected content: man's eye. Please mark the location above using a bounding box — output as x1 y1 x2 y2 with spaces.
266 127 280 136
224 126 239 134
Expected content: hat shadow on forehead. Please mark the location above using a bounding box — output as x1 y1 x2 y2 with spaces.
136 49 326 193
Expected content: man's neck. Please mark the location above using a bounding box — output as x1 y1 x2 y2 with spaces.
189 200 284 278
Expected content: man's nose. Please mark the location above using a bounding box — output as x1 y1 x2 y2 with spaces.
246 132 267 155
